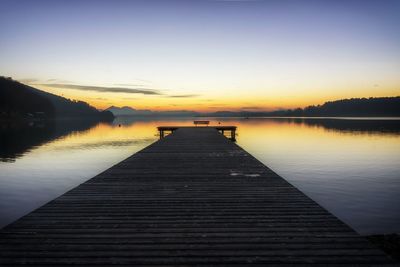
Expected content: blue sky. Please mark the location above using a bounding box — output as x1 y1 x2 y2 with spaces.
1 0 399 110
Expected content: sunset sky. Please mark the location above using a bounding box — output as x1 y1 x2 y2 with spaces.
1 0 399 112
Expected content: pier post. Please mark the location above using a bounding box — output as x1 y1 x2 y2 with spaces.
231 129 236 141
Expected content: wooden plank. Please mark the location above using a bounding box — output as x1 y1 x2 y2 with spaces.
0 127 395 266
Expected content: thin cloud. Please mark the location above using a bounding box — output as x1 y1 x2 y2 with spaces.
87 97 107 100
241 106 263 110
39 83 161 95
37 82 200 98
114 83 144 87
167 94 199 98
121 97 138 100
47 79 72 83
208 105 228 109
18 78 38 83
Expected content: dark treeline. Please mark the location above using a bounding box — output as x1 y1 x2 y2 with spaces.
272 97 400 117
0 77 114 121
203 97 400 117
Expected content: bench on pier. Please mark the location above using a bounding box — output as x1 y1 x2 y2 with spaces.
193 120 209 126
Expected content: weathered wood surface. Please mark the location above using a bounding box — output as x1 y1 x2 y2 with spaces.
0 128 396 266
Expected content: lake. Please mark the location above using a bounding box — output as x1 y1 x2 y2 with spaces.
0 117 399 235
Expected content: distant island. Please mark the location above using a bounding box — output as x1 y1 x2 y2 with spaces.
106 97 400 118
0 77 114 121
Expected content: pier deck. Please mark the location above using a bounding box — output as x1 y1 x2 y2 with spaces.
0 127 395 266
158 126 237 141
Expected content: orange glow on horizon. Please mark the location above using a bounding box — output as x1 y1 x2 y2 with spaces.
33 83 400 112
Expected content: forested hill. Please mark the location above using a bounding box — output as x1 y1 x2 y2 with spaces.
203 97 400 117
0 77 114 121
274 97 400 117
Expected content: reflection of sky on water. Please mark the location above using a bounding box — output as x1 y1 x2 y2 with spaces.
0 117 399 235
235 118 400 235
50 139 155 151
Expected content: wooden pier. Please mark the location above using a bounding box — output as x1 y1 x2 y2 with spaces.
0 127 395 266
158 126 237 141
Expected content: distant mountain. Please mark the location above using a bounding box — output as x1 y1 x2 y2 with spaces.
0 77 114 121
106 106 198 117
106 106 153 116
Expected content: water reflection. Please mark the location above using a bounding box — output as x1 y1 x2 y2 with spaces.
234 118 400 235
209 117 400 135
0 117 399 234
2 117 399 163
0 119 102 162
0 119 157 228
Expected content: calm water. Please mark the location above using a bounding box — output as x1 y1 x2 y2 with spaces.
1 117 399 235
